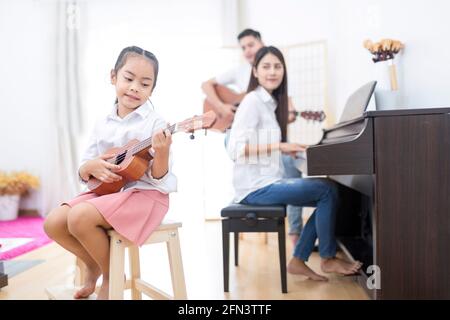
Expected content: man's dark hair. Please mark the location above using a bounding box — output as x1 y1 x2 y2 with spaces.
237 28 262 41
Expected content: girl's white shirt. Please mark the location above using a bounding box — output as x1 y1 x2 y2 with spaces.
79 100 177 194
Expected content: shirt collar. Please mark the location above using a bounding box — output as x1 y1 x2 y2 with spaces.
255 86 277 111
107 100 152 121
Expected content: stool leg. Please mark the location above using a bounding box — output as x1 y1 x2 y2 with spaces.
109 234 125 300
74 257 86 287
222 219 230 292
277 218 288 293
167 228 187 299
234 232 239 266
128 246 142 300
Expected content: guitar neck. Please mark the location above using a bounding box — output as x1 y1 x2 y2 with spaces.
291 110 326 122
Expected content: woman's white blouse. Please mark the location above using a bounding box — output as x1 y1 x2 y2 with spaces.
227 86 284 202
79 101 177 194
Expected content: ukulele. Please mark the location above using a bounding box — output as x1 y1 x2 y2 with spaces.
203 84 327 132
87 112 216 195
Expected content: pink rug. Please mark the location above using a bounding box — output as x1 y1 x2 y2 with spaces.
0 217 52 260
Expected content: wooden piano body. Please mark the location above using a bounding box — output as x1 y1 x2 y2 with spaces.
306 107 450 299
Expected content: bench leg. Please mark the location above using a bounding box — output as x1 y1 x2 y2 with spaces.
222 219 230 292
234 232 239 266
277 218 288 293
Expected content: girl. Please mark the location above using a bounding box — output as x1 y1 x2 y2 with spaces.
44 46 176 299
227 46 362 281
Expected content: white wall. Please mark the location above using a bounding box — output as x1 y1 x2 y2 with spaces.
243 0 450 117
0 0 57 213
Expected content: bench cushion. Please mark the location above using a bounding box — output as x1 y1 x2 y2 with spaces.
221 204 286 218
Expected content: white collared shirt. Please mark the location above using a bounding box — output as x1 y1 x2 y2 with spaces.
215 63 252 93
79 101 177 194
227 86 284 202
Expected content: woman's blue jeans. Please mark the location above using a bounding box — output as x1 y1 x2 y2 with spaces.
241 178 338 261
281 155 303 235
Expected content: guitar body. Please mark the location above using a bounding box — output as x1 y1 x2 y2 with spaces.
203 84 245 132
87 139 152 196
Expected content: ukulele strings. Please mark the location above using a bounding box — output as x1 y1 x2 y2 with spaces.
108 113 203 165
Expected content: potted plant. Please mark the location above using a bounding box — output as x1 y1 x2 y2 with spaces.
0 171 40 221
363 38 404 109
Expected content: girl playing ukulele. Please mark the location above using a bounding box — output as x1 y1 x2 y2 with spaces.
44 46 176 299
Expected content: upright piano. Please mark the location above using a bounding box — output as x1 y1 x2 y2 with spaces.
306 107 450 299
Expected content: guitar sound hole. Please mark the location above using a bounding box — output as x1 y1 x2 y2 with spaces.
115 151 127 165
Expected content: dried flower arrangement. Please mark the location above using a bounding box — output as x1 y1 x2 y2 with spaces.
0 171 40 196
363 38 404 90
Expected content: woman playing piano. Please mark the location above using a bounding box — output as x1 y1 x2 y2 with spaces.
227 46 362 280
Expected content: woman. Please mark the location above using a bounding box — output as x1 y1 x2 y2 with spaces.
227 46 362 281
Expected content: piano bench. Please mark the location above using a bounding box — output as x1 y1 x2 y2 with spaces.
221 204 287 293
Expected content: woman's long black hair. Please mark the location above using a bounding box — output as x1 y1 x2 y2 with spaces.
247 46 288 142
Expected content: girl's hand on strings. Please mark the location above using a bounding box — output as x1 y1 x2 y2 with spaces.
86 154 122 183
152 128 172 156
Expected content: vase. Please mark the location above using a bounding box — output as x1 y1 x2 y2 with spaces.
0 194 20 221
374 60 391 91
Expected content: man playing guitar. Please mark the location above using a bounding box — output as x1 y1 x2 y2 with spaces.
201 28 297 128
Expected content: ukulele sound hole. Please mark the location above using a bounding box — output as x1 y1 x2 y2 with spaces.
115 151 127 165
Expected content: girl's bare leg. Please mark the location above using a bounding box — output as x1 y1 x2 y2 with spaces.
67 202 113 300
44 205 101 299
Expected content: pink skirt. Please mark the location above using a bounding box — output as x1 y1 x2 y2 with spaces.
63 189 169 246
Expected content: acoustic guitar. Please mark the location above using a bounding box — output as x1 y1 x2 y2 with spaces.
203 84 245 132
87 112 216 195
203 84 327 132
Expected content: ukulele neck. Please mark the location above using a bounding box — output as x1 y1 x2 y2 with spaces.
130 123 178 156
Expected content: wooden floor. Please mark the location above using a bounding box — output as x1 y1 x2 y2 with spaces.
0 220 368 300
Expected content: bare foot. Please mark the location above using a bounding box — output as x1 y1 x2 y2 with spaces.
73 265 101 299
289 234 300 246
287 257 328 281
321 257 363 275
96 280 109 300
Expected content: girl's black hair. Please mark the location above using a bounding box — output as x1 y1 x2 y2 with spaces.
113 46 159 104
247 46 288 142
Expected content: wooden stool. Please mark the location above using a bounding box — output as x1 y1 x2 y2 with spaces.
221 204 287 293
48 220 187 300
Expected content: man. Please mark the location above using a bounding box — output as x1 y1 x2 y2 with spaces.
201 28 303 244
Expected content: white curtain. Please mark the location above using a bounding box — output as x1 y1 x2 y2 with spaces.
42 0 84 214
